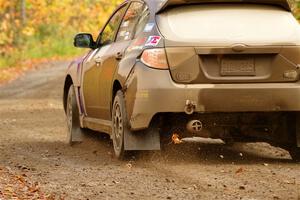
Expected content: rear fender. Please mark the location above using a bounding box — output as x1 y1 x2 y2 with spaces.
113 50 161 151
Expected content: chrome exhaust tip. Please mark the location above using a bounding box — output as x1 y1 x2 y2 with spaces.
186 120 203 134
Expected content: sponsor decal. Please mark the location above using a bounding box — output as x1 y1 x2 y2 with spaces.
143 23 155 32
126 37 147 52
119 31 126 37
129 46 144 51
121 21 129 27
133 37 147 46
119 31 130 37
145 36 161 46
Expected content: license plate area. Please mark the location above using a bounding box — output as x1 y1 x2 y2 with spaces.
221 56 255 76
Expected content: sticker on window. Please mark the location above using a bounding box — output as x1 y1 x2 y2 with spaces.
144 23 155 32
133 37 147 46
145 36 161 46
121 21 129 27
126 37 147 52
119 31 126 37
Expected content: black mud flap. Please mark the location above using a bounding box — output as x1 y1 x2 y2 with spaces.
124 127 161 151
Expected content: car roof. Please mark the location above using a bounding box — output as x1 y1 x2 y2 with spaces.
139 0 291 13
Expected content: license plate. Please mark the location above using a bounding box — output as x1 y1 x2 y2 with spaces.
221 57 255 76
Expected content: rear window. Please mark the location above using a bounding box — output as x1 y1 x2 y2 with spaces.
156 4 300 46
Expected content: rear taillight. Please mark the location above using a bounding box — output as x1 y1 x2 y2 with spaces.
140 48 168 69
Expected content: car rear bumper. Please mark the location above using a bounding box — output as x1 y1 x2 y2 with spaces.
125 62 300 130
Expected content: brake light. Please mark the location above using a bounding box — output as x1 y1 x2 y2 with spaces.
140 48 168 69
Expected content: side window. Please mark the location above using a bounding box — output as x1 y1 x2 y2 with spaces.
133 5 150 38
116 2 149 42
100 6 127 45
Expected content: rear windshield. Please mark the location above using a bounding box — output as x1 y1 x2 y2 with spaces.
156 4 300 46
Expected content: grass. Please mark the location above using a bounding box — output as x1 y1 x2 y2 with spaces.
0 28 85 69
0 33 85 84
0 26 87 84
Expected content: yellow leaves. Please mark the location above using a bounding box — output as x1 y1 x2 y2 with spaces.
22 26 35 36
16 175 26 184
1 20 9 33
0 0 126 69
0 166 49 199
296 2 300 20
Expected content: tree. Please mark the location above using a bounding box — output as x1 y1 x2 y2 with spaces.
21 0 26 25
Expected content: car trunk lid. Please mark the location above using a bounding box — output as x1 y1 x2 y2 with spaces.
156 4 300 83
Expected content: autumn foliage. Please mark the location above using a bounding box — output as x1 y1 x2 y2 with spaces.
290 0 300 19
0 0 122 68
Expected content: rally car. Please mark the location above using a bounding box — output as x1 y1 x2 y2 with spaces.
63 0 300 160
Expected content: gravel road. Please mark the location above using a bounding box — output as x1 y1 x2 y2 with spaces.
0 61 299 200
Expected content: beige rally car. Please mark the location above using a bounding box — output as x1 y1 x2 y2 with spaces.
63 0 300 160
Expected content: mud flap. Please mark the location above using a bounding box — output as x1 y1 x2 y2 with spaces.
124 127 161 151
68 85 83 144
71 125 83 143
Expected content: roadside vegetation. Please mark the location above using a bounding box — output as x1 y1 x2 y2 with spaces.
0 0 299 80
0 0 122 69
291 0 300 19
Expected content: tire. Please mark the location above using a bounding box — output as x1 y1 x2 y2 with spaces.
222 139 234 147
112 91 130 159
288 147 300 162
66 84 83 145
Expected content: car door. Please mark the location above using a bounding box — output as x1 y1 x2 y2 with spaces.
81 4 128 119
81 1 148 120
98 1 149 121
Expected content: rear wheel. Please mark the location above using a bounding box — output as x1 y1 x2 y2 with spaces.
285 114 300 162
66 85 83 145
288 147 300 162
112 91 130 159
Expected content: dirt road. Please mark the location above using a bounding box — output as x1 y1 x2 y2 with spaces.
0 61 299 200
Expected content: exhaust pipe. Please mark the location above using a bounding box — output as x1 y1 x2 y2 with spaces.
186 120 203 134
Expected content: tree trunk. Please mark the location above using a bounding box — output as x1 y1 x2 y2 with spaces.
21 0 26 25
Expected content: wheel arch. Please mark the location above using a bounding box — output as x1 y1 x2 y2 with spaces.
112 79 123 106
63 75 74 113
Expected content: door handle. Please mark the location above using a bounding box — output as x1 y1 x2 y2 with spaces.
115 52 123 61
95 57 103 67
